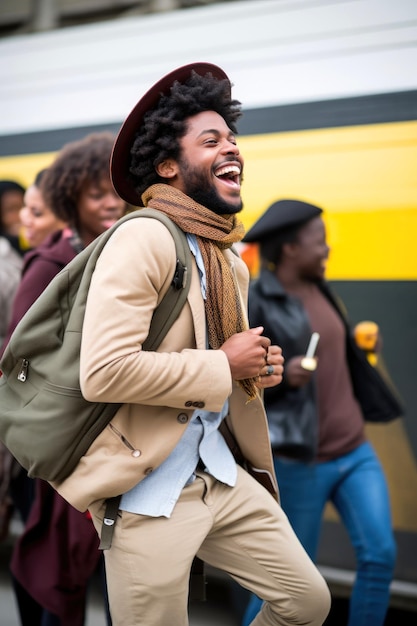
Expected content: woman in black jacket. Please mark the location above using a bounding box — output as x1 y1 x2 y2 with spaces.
242 199 403 626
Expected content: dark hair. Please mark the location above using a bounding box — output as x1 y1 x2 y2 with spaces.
0 180 26 231
41 132 116 226
259 225 299 265
129 71 242 199
33 169 48 187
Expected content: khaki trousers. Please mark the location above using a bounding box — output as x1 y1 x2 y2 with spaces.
89 466 330 626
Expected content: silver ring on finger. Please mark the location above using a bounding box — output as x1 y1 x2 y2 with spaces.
266 364 274 376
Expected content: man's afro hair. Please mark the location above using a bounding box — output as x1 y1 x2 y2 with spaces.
129 71 242 200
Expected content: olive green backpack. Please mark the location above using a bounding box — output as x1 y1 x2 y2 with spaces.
0 209 191 485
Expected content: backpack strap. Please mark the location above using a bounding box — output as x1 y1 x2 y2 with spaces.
99 495 121 550
99 211 191 551
141 211 192 351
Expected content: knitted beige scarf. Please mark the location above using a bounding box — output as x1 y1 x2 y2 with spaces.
142 183 258 400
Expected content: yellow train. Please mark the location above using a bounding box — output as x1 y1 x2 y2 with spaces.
0 0 416 609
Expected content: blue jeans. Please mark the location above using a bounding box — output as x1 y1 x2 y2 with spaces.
242 442 396 626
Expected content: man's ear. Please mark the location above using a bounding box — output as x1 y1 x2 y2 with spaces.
156 159 178 179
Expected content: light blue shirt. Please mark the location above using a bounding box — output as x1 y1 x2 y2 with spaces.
120 234 237 518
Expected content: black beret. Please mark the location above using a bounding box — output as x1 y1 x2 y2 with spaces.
243 199 323 243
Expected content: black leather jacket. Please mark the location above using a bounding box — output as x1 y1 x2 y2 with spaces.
248 269 404 461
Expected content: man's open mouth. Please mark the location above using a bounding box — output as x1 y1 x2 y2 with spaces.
214 164 241 186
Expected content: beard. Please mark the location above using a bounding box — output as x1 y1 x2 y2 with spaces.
179 157 243 216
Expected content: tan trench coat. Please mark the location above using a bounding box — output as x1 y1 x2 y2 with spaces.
53 217 278 511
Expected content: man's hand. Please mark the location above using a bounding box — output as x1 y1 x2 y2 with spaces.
256 344 284 389
220 327 284 388
220 327 271 380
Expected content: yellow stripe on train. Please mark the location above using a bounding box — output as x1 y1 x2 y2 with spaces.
0 119 416 280
239 120 417 280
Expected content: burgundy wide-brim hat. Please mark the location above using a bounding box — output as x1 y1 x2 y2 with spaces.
110 62 231 206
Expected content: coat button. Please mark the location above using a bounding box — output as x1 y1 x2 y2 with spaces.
193 401 205 408
177 413 189 424
144 467 153 475
184 401 193 407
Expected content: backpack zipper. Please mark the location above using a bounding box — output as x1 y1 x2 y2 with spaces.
17 359 29 382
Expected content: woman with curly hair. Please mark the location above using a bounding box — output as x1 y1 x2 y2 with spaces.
2 132 126 352
2 132 126 626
